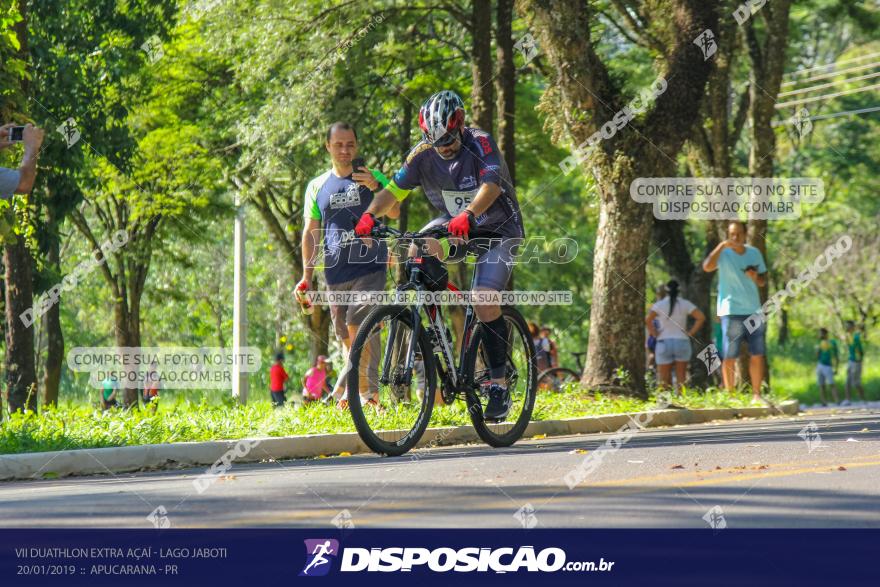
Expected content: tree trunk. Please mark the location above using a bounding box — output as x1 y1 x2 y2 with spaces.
687 259 716 387
41 234 63 407
521 0 716 396
215 305 226 348
745 0 793 390
275 273 284 347
495 0 516 183
583 160 653 395
395 87 413 283
3 0 36 415
470 0 494 133
684 7 744 389
305 298 331 362
113 298 141 408
778 305 789 347
4 238 37 413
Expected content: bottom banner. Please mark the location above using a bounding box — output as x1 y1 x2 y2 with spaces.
1 529 874 586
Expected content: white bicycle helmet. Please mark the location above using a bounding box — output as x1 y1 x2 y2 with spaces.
418 90 465 146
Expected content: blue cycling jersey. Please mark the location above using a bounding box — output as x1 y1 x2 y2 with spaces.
304 170 388 286
388 127 524 238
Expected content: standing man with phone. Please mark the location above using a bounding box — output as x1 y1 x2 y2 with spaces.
0 123 45 198
702 220 768 398
296 121 399 409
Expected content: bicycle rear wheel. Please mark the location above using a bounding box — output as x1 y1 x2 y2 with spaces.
463 306 537 447
347 305 436 456
538 367 580 392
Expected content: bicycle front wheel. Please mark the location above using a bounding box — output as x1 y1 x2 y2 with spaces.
347 305 436 456
463 306 537 447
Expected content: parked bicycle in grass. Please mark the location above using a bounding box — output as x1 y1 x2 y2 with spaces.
537 350 587 392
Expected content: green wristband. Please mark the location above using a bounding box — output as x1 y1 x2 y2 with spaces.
370 169 390 189
386 180 411 201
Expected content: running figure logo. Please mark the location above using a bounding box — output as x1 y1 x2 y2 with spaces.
300 539 339 577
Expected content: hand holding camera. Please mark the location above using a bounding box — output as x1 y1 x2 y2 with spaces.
350 157 381 192
1 123 45 153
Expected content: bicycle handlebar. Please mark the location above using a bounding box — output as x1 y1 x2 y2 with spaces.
368 222 497 257
369 223 450 241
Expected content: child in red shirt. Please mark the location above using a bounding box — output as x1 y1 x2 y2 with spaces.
270 352 289 407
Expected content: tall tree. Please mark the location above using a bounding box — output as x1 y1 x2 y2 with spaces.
3 0 36 414
744 0 793 302
26 0 177 406
470 0 495 132
655 0 749 387
741 0 793 388
521 0 717 395
495 0 516 183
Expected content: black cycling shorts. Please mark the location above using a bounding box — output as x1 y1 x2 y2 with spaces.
419 215 521 291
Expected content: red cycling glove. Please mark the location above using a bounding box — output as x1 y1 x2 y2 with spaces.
354 212 376 237
448 210 474 238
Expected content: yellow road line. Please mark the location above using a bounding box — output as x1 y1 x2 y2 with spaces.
583 452 880 488
678 459 880 488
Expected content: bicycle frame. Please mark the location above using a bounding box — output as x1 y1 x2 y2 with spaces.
377 251 480 401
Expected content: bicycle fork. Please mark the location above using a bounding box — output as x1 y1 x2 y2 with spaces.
377 303 423 389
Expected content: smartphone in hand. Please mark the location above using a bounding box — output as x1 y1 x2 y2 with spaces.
744 265 759 273
9 126 25 142
350 157 366 173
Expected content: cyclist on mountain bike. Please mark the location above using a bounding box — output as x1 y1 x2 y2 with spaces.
355 90 524 421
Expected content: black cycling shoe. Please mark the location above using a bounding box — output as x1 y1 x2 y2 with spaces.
482 383 511 421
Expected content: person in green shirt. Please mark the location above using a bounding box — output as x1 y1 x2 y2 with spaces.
815 328 839 406
101 375 118 410
843 320 866 405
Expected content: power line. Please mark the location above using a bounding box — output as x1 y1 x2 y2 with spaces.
781 60 880 88
784 50 880 79
808 105 880 122
775 81 880 109
778 70 880 97
772 105 880 127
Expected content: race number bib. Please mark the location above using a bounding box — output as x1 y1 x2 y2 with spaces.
441 189 478 216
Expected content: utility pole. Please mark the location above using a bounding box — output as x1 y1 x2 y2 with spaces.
232 191 248 404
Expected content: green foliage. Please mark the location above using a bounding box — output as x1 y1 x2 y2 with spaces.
0 0 25 113
1 0 878 446
0 387 785 456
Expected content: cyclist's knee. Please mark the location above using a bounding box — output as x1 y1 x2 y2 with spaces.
474 295 502 322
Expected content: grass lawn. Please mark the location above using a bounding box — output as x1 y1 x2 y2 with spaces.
0 386 789 456
5 335 873 456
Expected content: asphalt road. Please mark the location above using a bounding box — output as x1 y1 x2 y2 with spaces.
1 409 878 529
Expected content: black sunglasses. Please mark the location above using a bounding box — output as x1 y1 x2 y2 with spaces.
430 130 459 147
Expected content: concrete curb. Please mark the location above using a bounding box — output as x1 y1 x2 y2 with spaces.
0 400 798 482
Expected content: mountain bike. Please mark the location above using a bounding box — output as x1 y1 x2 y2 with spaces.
537 351 585 392
346 223 537 456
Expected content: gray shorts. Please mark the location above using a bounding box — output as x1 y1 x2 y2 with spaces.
329 269 387 341
421 216 521 291
847 361 863 388
816 364 834 386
